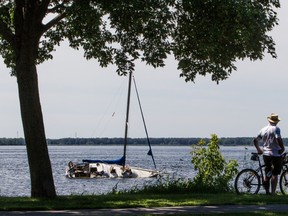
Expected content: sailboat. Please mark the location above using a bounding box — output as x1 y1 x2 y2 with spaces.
66 72 159 178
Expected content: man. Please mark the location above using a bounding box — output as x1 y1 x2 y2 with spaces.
253 113 285 195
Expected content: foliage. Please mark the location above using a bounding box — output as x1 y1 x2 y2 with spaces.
190 134 238 192
174 0 280 82
0 0 280 82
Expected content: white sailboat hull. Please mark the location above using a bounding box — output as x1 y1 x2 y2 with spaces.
66 161 159 179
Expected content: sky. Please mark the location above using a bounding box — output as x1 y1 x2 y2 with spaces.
0 2 288 139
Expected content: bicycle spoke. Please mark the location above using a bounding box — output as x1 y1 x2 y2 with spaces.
235 169 260 194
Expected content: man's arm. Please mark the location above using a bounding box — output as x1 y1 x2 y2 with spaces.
277 138 285 154
253 138 263 154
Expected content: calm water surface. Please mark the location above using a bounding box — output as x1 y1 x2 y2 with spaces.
0 145 253 197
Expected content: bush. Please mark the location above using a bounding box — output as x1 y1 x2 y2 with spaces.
190 134 238 193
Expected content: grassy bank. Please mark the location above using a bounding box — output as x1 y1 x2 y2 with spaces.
1 193 288 211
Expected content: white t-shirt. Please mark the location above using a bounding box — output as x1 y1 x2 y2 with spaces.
256 123 282 156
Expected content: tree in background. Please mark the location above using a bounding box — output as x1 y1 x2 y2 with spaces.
0 1 280 198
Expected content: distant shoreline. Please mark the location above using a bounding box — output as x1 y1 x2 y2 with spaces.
0 137 262 146
1 137 287 146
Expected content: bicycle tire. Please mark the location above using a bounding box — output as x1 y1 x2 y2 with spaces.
234 168 261 194
280 170 288 195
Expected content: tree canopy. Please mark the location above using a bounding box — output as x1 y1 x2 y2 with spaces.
1 0 279 81
0 0 280 198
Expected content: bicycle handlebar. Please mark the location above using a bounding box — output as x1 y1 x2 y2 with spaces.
250 152 288 164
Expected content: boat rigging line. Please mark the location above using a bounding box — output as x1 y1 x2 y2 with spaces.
132 74 157 169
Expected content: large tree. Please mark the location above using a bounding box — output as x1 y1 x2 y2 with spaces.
0 0 280 198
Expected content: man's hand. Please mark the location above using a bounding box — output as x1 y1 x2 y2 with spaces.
257 149 263 155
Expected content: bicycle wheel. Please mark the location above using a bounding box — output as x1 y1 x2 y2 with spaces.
234 168 261 194
280 170 288 195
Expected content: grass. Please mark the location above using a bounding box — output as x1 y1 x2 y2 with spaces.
1 193 288 211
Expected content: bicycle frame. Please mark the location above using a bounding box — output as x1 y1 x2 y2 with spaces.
251 153 265 185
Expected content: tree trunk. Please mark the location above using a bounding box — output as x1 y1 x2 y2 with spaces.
16 48 56 198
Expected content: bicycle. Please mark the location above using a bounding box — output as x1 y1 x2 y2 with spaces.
234 152 288 195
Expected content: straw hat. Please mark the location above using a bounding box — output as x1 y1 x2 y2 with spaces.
267 113 280 124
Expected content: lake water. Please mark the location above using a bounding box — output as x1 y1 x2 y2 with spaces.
0 145 254 197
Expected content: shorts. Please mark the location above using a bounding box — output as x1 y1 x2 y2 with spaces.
263 155 282 176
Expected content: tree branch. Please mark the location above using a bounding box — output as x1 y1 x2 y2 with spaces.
37 1 68 34
41 12 66 33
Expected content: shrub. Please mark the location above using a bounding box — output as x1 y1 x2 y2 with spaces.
190 134 238 193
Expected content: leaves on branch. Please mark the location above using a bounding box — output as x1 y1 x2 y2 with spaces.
0 0 280 82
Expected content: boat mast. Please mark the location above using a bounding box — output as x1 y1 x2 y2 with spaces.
123 71 133 167
132 75 157 169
